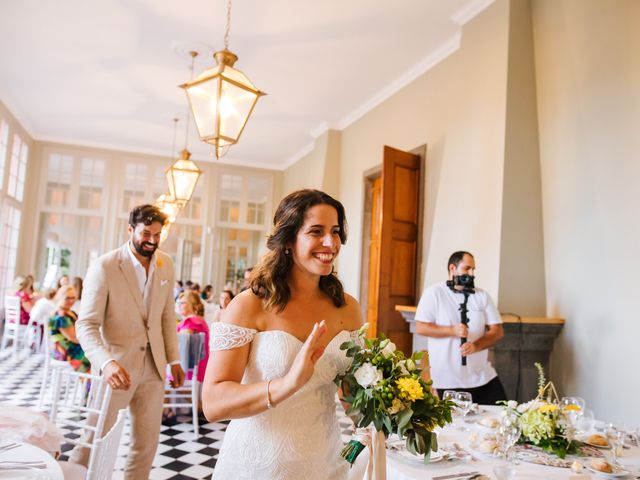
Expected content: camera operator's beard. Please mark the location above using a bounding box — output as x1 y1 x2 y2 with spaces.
132 238 158 258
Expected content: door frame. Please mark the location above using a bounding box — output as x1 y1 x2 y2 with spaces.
359 145 427 340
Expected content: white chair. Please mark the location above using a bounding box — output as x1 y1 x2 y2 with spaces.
37 325 73 410
58 408 127 480
27 298 56 353
164 332 205 439
1 295 28 356
48 367 113 458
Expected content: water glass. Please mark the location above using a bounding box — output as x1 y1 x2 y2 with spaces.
455 392 472 430
493 461 517 480
605 423 624 466
577 408 595 433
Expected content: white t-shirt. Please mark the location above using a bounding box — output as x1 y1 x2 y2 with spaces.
415 281 502 389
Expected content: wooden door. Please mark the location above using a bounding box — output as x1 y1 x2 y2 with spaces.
366 176 382 338
376 146 421 354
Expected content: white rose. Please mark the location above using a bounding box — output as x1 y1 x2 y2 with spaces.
380 340 396 358
354 362 383 387
507 400 518 410
398 360 409 376
405 359 416 372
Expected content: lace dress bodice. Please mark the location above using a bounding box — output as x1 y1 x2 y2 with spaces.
211 326 356 480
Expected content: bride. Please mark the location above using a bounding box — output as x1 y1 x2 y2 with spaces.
203 189 363 479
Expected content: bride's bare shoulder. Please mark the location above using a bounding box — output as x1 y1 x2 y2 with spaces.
219 290 265 330
340 293 363 331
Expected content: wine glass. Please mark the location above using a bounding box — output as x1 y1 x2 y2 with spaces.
496 411 521 462
455 392 472 430
561 397 582 443
442 390 457 403
605 423 624 467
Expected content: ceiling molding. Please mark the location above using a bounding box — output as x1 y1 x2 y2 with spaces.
451 0 495 25
335 33 461 131
310 121 329 139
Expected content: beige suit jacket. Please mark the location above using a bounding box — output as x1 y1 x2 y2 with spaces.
76 243 179 379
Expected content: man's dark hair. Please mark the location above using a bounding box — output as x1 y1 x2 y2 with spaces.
128 204 168 228
447 251 473 270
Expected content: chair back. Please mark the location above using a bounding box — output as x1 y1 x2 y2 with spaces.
86 409 127 480
177 331 206 372
49 367 112 452
165 332 205 439
4 295 21 324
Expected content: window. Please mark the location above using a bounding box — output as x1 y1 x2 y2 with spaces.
46 153 74 207
0 205 21 297
7 133 28 201
0 120 9 189
37 213 103 288
123 162 148 212
219 199 240 223
78 157 105 210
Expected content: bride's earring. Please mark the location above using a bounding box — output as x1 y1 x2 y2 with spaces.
284 248 290 255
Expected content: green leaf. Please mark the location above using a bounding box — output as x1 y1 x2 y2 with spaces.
397 407 413 430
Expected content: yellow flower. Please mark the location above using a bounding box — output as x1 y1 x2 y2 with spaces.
156 258 163 268
538 403 557 413
395 377 425 402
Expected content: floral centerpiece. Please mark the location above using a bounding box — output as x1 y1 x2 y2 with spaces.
501 363 579 458
334 325 454 465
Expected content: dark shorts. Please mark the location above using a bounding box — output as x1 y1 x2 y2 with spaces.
436 376 507 405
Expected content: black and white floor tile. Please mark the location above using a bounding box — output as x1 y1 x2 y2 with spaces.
0 348 355 479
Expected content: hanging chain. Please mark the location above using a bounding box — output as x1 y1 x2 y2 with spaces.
224 0 232 50
171 118 179 158
184 52 197 149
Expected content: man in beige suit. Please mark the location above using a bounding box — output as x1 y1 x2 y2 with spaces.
73 204 185 479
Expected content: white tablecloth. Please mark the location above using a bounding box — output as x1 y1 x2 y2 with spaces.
386 406 640 479
0 442 64 480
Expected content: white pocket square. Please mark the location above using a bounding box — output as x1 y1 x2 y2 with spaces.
161 280 168 286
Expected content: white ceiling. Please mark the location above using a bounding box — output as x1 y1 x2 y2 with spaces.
0 0 493 170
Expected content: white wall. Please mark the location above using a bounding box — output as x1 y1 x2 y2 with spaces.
532 0 640 424
337 0 511 300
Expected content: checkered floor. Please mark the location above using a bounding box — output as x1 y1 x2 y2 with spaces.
0 348 355 479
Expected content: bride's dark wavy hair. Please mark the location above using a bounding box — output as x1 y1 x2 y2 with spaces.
250 189 348 312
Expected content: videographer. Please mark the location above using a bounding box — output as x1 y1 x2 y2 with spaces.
415 251 507 405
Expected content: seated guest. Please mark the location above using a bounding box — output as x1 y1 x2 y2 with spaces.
176 290 209 382
12 275 35 325
49 286 90 372
29 288 57 349
210 289 234 324
70 276 83 311
201 284 214 302
56 274 69 289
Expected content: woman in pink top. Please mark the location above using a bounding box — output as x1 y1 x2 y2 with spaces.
12 275 35 325
176 290 210 382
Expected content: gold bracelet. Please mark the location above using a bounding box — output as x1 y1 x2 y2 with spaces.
266 380 274 409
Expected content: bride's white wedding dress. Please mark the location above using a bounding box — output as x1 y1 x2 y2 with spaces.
210 324 357 479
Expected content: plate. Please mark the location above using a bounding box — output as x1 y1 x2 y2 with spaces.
586 466 630 478
388 447 445 464
471 417 500 430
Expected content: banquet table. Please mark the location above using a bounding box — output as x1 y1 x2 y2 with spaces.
0 404 62 456
0 442 64 480
385 406 640 479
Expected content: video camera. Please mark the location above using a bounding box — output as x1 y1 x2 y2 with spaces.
445 274 476 294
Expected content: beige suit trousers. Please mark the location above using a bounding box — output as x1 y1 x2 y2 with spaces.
70 348 164 479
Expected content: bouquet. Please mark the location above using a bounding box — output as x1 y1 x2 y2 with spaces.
501 362 579 458
334 325 454 465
